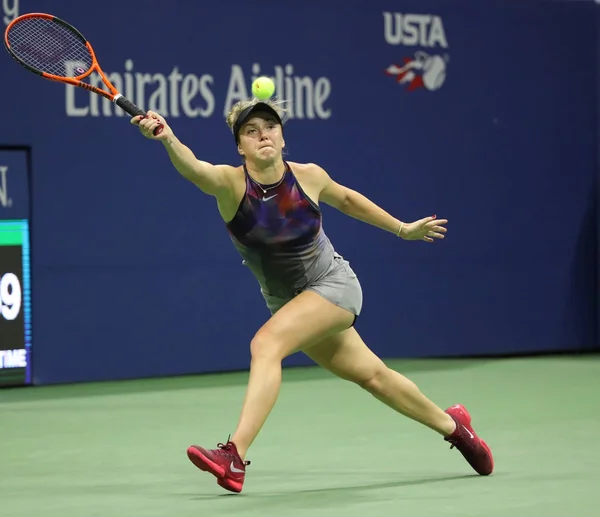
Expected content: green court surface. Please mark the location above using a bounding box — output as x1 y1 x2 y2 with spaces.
1 355 599 517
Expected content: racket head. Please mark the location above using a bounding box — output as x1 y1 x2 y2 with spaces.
4 13 96 82
4 12 157 128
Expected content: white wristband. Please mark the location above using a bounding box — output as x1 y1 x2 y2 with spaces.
396 222 404 238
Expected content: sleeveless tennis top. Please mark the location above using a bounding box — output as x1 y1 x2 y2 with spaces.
226 161 336 298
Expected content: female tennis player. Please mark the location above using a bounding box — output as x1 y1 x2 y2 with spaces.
131 99 494 493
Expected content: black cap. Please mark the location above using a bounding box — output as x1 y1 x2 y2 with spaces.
233 102 283 143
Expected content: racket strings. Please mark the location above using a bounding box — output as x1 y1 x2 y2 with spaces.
7 17 92 77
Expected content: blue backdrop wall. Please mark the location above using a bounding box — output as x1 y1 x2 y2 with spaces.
0 0 597 385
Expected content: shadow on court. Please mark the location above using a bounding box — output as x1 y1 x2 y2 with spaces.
186 472 489 507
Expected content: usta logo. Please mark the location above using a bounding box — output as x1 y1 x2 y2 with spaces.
383 12 449 92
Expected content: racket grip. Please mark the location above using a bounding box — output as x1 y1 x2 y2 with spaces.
115 95 144 117
115 95 164 135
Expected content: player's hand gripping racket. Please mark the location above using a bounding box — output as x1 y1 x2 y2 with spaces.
3 12 163 135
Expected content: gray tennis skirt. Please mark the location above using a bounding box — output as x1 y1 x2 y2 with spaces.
260 254 363 318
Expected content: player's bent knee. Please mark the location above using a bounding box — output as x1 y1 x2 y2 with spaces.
249 331 287 362
356 365 389 394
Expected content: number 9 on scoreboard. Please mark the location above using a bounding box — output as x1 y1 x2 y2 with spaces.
1 272 22 321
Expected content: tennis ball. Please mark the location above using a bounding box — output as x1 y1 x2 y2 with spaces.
252 76 275 100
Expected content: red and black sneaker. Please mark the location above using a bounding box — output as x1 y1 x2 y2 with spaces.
444 404 494 476
187 439 250 493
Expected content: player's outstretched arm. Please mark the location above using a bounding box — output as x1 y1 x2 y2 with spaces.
131 111 230 196
317 165 447 243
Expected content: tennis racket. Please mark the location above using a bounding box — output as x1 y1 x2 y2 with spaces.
3 12 163 134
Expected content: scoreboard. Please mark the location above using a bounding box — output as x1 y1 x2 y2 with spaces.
0 220 31 385
0 148 32 387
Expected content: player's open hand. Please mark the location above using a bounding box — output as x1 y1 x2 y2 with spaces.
400 215 448 243
130 110 172 140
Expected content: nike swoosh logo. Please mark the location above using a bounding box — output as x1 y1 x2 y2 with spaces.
462 425 474 439
263 194 278 201
230 461 245 474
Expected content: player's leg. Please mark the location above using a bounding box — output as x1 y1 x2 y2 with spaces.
304 326 456 435
229 290 355 456
187 290 355 492
303 327 494 475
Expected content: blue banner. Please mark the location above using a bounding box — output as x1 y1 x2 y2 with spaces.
0 0 597 385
